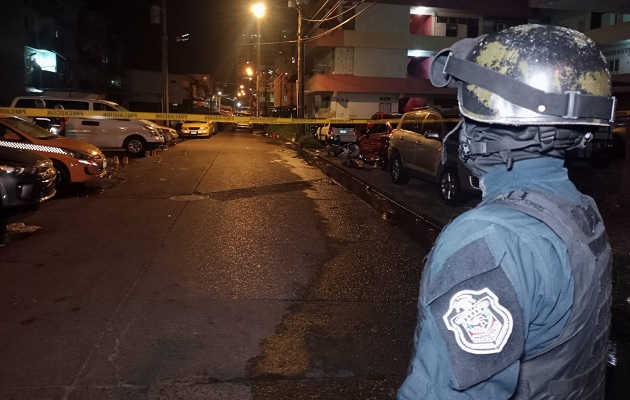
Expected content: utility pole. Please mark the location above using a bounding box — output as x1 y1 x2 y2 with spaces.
293 0 307 138
161 0 169 115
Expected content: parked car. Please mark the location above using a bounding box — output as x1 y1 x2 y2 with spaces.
232 112 254 133
367 112 402 131
0 146 56 209
207 111 228 132
144 120 179 146
0 116 107 189
179 120 216 138
357 120 398 169
387 107 480 206
11 95 164 157
316 121 358 143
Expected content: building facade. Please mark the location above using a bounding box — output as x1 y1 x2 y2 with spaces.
295 1 630 119
0 0 124 107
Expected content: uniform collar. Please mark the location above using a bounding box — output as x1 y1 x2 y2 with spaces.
480 157 581 202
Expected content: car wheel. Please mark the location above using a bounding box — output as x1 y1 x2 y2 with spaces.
52 160 70 192
124 136 147 157
439 167 468 206
390 152 409 184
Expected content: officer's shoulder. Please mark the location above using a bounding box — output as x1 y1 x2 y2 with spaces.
444 203 550 242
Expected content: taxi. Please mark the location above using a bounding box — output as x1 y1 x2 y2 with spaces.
0 116 107 189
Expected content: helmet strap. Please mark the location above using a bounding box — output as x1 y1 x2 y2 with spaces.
444 54 616 122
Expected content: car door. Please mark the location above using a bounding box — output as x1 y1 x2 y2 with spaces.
414 112 444 176
90 101 127 148
55 100 107 146
396 111 427 172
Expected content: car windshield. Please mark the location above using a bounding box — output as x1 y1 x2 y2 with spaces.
110 103 130 112
2 117 58 140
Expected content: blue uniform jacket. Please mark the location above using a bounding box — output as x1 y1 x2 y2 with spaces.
398 157 582 399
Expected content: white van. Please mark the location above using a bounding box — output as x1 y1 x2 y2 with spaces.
10 95 164 156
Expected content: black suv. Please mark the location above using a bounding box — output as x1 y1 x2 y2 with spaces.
387 107 480 206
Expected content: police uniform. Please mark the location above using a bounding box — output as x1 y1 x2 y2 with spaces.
399 24 615 400
398 157 611 399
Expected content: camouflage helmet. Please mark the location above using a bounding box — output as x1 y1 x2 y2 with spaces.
430 24 616 126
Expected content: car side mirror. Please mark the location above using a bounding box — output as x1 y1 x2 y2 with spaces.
3 131 21 141
425 131 440 140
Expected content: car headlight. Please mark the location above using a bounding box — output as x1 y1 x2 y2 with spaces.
62 149 98 166
0 163 38 175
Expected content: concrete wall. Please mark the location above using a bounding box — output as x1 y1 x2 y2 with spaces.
355 3 410 34
315 92 399 119
354 48 408 78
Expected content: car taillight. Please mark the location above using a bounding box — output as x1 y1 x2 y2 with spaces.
329 127 333 135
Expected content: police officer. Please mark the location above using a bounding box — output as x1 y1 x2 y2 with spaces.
398 24 614 399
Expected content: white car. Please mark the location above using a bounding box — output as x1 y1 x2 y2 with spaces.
11 95 164 157
316 122 358 143
232 113 254 132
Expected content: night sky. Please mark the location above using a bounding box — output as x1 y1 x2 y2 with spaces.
97 0 296 83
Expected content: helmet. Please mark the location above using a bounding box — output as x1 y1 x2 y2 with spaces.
430 24 615 127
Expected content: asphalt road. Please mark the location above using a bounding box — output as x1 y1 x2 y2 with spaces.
1 130 628 399
0 131 426 399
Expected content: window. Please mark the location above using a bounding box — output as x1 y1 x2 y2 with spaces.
401 113 426 134
422 114 442 136
48 100 89 110
93 102 117 111
609 59 619 73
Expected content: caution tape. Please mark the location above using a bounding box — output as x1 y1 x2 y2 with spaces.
0 107 403 125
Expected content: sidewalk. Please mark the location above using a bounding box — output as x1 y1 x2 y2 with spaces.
300 145 630 326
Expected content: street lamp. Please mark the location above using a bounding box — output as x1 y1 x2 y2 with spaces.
252 2 265 116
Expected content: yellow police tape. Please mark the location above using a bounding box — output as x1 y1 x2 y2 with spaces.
0 107 399 125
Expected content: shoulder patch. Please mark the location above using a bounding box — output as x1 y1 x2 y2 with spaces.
443 288 513 354
426 238 524 390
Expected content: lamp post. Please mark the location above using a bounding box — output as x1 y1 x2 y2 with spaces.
252 3 265 116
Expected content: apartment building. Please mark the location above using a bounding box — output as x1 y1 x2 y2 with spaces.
0 0 125 107
298 0 630 119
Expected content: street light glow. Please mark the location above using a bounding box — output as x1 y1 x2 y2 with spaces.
252 3 266 18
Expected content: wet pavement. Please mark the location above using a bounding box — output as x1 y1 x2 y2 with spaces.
299 140 630 399
0 135 630 400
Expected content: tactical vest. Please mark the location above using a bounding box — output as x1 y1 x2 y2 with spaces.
484 190 612 400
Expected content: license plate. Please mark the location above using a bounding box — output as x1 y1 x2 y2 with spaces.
339 129 347 134
191 131 197 135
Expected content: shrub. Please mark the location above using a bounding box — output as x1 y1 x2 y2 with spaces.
298 134 323 149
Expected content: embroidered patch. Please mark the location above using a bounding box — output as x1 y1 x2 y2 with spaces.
442 288 513 354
